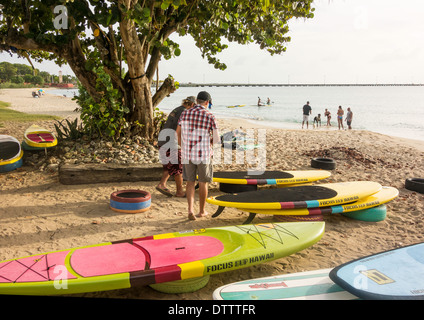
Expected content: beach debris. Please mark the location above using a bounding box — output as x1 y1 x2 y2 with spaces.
303 146 403 169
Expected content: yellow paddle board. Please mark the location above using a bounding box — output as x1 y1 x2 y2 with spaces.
207 181 382 211
213 170 331 185
241 186 398 216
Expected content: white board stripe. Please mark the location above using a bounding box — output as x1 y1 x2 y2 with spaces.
219 275 333 294
277 290 357 300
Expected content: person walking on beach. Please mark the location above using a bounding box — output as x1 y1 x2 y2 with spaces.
337 106 344 130
156 96 196 198
177 91 220 220
302 101 312 129
345 107 353 130
324 108 332 126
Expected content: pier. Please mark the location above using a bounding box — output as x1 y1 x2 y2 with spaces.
180 83 424 88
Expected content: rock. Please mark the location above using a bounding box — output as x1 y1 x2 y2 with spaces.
23 134 161 173
46 163 59 173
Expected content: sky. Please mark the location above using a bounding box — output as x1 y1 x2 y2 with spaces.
1 0 423 84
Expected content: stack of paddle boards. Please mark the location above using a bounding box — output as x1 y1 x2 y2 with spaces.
265 185 398 223
22 124 57 151
0 135 23 173
213 242 424 300
213 169 331 193
207 181 389 224
0 221 324 295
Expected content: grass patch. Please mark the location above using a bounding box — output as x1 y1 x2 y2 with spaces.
0 100 60 127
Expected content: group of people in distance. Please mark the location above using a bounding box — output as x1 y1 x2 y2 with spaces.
302 101 353 130
156 91 219 221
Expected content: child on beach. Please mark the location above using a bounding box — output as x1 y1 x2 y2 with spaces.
313 114 321 128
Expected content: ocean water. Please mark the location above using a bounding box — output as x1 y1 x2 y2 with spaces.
159 85 424 142
47 86 424 142
45 88 79 98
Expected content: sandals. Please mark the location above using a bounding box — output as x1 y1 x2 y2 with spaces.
155 186 173 197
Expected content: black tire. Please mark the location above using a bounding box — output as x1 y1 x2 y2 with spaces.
405 178 424 194
311 157 336 170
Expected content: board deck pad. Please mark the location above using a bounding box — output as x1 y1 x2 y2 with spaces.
26 133 55 143
207 181 382 210
213 170 331 185
329 242 424 300
213 268 358 300
0 222 324 295
23 125 57 149
243 186 398 216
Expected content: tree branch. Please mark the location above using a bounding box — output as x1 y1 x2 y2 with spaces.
152 76 177 108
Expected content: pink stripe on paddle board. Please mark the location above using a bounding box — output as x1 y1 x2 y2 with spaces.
0 250 76 283
134 236 224 269
70 243 146 278
308 207 324 215
280 202 295 209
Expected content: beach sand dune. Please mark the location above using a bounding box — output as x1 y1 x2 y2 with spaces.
1 88 424 300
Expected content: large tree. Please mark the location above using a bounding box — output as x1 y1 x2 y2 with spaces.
0 0 314 139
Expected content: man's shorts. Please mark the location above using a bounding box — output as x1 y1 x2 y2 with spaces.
183 161 213 183
303 115 309 121
159 147 182 176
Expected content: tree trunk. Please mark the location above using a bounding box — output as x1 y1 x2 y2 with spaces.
130 78 154 139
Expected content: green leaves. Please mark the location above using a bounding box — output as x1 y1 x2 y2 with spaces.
74 66 128 139
0 0 315 140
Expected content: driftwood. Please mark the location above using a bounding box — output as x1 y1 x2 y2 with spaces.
59 163 165 185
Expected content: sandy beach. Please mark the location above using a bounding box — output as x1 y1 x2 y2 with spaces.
1 88 424 300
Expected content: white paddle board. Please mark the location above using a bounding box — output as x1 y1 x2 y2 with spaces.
213 268 358 300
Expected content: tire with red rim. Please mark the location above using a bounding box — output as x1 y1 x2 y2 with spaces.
110 189 151 214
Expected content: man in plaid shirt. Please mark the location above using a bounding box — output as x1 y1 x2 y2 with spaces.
177 91 220 220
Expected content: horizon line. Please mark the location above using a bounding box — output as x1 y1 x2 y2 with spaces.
179 83 424 87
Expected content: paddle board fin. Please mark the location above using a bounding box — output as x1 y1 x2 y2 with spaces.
212 206 225 218
243 212 257 224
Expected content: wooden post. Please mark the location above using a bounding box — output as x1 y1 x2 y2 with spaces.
59 163 166 185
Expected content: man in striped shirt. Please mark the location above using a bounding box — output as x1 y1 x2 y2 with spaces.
177 91 220 220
